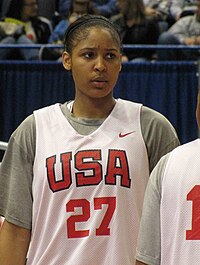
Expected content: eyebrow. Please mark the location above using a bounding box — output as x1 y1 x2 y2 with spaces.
79 47 119 52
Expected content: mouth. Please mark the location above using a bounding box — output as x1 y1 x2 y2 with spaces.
91 77 108 88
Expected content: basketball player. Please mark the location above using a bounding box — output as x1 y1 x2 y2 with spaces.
0 15 179 265
135 89 200 264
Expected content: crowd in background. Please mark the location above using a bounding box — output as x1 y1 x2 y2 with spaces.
0 0 199 61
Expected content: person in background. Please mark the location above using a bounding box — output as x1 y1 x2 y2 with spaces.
40 0 94 60
37 0 58 20
170 0 196 21
111 0 160 62
144 0 173 32
0 0 10 17
135 85 200 265
157 0 200 60
0 14 179 265
59 0 118 18
0 0 52 60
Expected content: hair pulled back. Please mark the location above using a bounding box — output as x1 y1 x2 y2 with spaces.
64 14 122 54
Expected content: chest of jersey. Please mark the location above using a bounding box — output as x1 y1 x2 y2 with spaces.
28 100 149 265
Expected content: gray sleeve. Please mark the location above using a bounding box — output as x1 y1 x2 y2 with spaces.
135 154 170 265
170 0 184 19
141 106 180 173
0 114 36 230
168 16 192 42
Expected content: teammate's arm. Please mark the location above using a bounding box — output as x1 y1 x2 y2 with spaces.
0 220 31 265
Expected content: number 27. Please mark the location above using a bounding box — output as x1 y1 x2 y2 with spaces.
66 197 116 238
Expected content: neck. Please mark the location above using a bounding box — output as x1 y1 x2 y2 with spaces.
72 96 116 119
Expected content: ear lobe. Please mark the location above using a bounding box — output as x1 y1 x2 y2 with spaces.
119 54 122 72
119 63 122 72
196 90 200 129
62 51 72 70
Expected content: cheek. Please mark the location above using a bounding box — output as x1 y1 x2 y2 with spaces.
72 68 88 86
110 65 121 79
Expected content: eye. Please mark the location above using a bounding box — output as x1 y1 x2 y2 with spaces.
106 53 117 59
83 52 95 59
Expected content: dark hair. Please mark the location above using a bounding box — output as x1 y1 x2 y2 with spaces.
64 14 122 54
6 0 24 20
125 0 146 24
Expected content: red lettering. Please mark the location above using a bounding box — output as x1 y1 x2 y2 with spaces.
75 150 102 186
46 152 72 192
46 149 131 192
105 150 131 188
186 185 200 240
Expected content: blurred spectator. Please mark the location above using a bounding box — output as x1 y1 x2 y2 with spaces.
59 0 118 18
144 0 173 31
0 0 10 17
90 0 118 17
0 0 52 60
170 0 196 21
40 0 94 60
0 0 3 16
111 0 160 62
59 0 71 16
157 0 200 60
37 0 58 20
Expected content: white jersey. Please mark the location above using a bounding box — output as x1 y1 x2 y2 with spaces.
27 99 149 265
161 139 200 265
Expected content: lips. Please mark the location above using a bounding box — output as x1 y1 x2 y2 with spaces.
91 77 108 88
92 77 108 82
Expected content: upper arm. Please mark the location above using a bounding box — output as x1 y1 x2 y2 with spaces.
135 155 170 265
0 114 36 229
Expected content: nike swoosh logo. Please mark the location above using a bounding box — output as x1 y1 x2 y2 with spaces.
119 131 135 138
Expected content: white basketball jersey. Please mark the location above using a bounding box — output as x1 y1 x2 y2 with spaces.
27 99 149 265
161 139 200 265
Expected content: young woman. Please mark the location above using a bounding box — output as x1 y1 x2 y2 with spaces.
0 15 179 265
111 0 160 61
0 0 52 60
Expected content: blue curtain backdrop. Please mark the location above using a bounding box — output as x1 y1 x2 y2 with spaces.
0 60 198 147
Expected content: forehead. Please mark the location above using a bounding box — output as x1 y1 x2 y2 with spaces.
74 27 120 49
24 0 37 4
74 0 89 3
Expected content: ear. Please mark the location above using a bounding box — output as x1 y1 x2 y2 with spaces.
62 51 72 70
119 54 122 72
196 90 200 129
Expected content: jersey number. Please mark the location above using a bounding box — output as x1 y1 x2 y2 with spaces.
66 196 116 238
186 185 200 240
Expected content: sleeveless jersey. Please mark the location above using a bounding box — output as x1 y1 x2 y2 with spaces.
27 99 149 265
161 139 200 265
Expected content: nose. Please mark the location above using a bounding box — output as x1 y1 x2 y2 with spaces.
94 56 106 72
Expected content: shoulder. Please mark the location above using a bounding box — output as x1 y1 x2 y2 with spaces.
141 106 177 133
141 105 179 142
31 16 53 31
141 106 180 172
165 138 200 164
170 15 194 28
13 114 35 138
35 16 52 26
150 152 171 193
10 114 36 159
